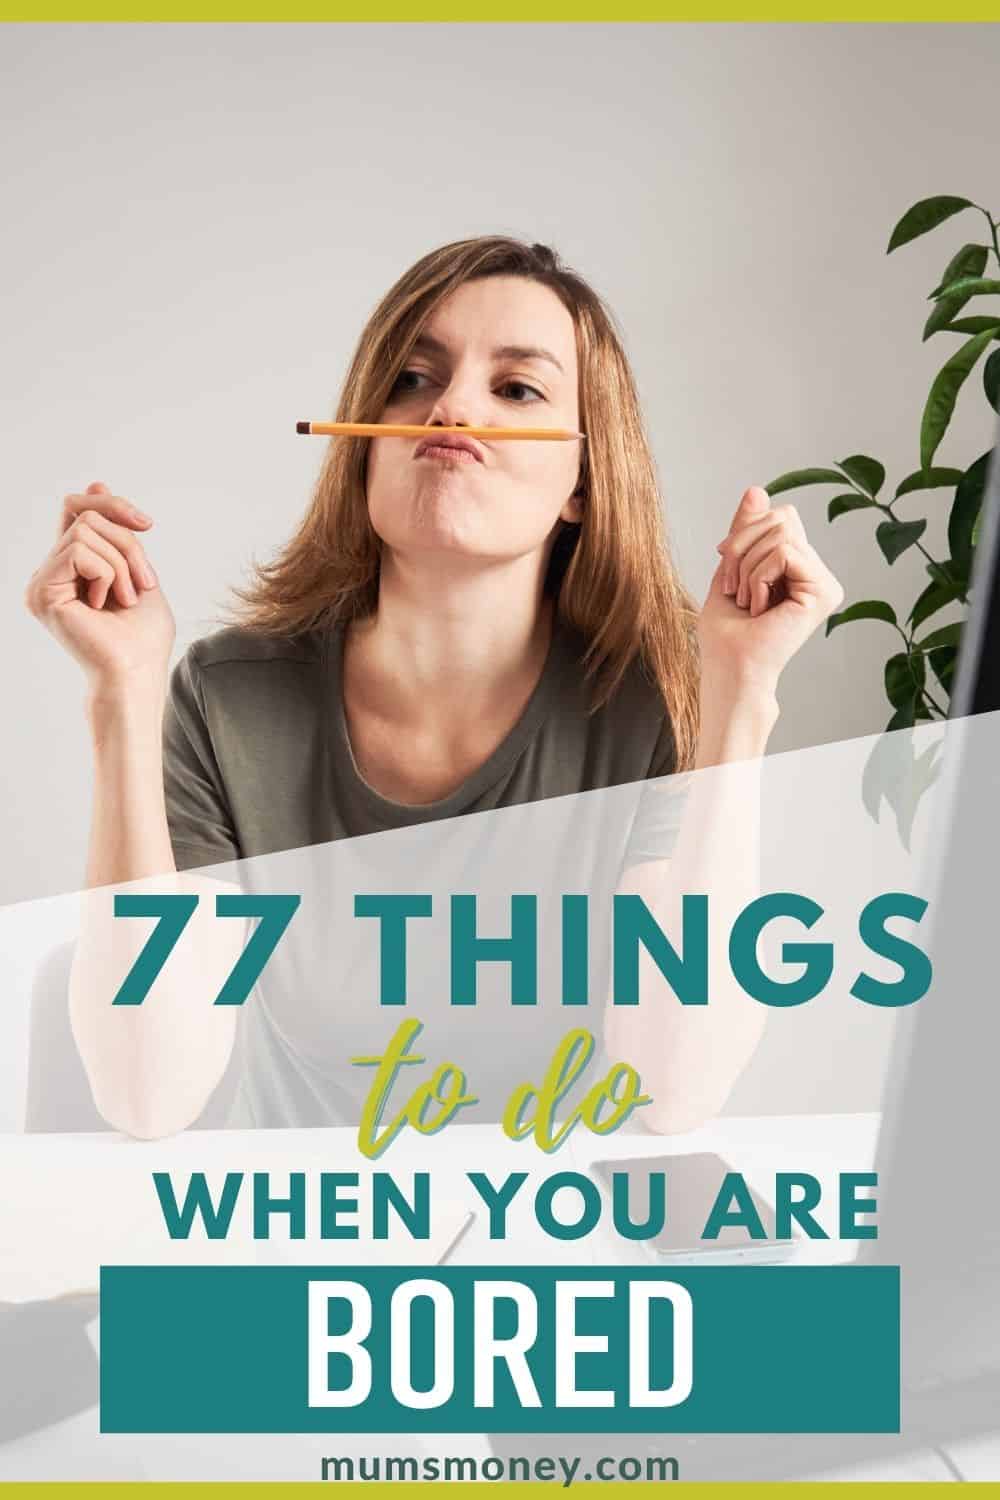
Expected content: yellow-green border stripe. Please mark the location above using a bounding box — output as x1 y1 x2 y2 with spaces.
2 1486 1000 1497
3 4 1000 17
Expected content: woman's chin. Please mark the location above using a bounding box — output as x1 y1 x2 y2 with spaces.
390 498 493 555
392 530 500 562
380 523 526 572
373 494 543 568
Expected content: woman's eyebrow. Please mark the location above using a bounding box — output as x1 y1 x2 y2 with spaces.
412 332 565 375
493 343 565 375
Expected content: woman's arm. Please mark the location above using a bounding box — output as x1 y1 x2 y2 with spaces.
27 483 242 1139
86 680 175 888
72 685 242 1139
605 485 844 1132
606 669 776 1132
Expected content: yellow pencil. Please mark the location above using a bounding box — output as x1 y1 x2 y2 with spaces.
296 421 584 441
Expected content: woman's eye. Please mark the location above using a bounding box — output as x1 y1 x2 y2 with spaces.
390 369 432 396
389 370 544 402
499 380 544 403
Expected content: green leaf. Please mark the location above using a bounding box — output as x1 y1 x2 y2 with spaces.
886 701 917 730
943 317 1000 336
862 728 943 849
929 645 957 695
885 650 925 708
896 740 944 849
887 196 974 252
876 517 927 564
929 276 1000 301
862 734 890 820
920 329 997 470
985 350 1000 413
835 454 885 497
765 468 853 496
894 467 964 499
915 621 964 652
825 599 898 636
928 243 989 298
924 292 973 341
828 492 877 521
948 452 991 573
908 577 962 631
925 557 964 589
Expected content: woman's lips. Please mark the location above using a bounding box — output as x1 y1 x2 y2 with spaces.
417 444 481 463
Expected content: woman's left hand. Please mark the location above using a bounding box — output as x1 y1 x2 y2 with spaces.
697 485 845 698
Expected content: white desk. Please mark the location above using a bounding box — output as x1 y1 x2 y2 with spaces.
0 1111 978 1481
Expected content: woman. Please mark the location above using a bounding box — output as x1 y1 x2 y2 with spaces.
26 236 843 1137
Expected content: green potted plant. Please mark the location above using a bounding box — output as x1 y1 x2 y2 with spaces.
765 195 999 844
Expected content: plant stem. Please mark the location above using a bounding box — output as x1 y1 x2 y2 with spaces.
900 624 947 718
879 498 969 605
913 537 939 571
913 538 968 603
970 203 1000 267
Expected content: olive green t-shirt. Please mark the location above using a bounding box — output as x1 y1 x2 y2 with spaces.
162 619 687 1127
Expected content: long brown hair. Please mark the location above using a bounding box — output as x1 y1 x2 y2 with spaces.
233 236 701 769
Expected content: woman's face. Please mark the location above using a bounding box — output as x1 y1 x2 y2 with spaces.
365 275 583 572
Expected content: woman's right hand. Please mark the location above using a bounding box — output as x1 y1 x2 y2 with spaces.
25 481 176 694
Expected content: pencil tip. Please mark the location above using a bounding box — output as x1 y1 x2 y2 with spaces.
295 421 311 435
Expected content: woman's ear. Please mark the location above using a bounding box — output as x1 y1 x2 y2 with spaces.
562 441 589 524
560 489 585 523
561 467 586 523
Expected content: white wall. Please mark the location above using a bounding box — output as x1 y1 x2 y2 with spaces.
3 22 997 908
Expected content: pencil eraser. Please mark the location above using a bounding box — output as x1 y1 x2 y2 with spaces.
295 421 311 435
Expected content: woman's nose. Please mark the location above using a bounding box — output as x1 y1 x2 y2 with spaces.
426 380 479 428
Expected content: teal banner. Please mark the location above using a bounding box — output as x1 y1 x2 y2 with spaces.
100 1264 899 1434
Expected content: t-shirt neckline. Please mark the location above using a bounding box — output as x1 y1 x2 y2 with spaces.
322 616 579 829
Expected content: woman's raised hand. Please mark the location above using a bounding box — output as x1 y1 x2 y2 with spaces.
698 485 845 699
25 482 175 691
